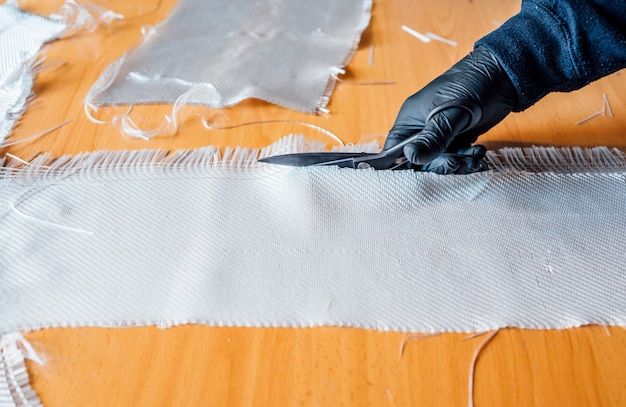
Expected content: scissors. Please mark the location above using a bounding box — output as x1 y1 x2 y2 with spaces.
258 99 484 171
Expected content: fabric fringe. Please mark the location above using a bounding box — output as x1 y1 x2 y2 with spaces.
0 135 381 180
0 334 43 407
1 0 120 144
2 136 625 178
0 58 65 147
486 146 626 173
0 134 243 175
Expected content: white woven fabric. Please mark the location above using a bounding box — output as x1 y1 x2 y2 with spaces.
1 138 625 334
87 0 372 113
0 4 65 143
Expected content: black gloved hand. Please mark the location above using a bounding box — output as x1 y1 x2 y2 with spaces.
385 46 518 174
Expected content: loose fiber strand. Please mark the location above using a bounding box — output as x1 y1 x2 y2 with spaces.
468 330 499 407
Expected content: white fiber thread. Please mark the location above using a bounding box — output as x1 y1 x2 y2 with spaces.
603 93 614 117
335 77 395 86
468 330 499 407
84 58 132 125
201 118 345 148
83 25 161 127
4 154 33 167
10 201 95 235
118 84 220 140
401 25 431 43
329 68 395 86
50 0 124 36
575 110 603 126
1 120 69 148
575 92 614 125
425 32 458 47
87 80 220 140
401 27 457 47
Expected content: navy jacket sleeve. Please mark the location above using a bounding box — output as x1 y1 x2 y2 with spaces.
475 0 626 111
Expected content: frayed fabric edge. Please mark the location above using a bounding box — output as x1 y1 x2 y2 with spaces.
50 0 124 38
485 145 626 173
0 4 66 145
0 135 381 180
0 66 35 145
0 333 43 407
0 58 68 147
82 24 224 140
317 0 374 113
2 135 626 178
0 0 122 145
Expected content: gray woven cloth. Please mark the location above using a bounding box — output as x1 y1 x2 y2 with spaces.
87 0 372 113
1 138 625 335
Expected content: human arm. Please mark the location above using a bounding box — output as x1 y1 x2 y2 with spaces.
386 0 626 174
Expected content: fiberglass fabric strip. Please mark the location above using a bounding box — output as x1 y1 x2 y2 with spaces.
0 141 625 334
87 0 372 113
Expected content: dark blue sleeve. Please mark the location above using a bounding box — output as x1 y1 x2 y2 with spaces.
475 0 626 111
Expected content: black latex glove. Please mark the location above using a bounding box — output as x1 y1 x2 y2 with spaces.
385 46 518 174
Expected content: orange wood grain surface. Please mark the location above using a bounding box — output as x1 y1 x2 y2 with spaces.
3 0 626 406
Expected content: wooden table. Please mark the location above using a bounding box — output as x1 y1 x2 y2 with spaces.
5 0 626 405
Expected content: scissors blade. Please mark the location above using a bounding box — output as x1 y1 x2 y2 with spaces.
258 152 373 168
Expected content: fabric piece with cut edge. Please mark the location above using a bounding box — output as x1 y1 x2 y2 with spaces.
1 136 626 334
87 0 372 113
0 4 66 143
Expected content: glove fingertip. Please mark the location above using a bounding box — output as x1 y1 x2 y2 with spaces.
402 135 443 165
